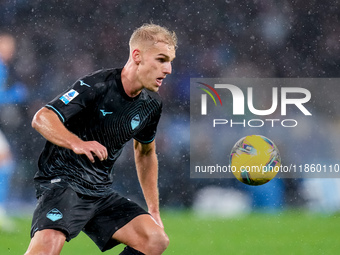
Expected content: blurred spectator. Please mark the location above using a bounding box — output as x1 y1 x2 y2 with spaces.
0 129 14 231
0 33 27 104
0 33 28 223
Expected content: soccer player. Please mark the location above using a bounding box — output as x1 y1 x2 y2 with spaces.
25 24 177 255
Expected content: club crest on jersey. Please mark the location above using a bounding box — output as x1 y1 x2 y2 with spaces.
131 114 140 130
59 89 79 105
46 208 63 222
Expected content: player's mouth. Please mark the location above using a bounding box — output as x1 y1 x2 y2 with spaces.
156 77 164 87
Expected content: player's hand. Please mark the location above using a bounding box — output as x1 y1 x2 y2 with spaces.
71 140 108 163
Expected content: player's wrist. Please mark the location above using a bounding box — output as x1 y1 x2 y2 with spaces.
148 206 160 215
68 135 85 149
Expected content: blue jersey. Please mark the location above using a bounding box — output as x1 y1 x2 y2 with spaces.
34 68 162 197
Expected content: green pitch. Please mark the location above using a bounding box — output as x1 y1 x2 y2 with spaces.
1 210 339 254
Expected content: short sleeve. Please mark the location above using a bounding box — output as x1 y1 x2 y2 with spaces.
45 78 96 123
134 107 162 144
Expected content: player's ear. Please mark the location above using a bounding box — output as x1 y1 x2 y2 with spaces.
132 49 141 64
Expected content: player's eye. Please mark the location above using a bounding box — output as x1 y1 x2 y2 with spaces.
157 58 166 63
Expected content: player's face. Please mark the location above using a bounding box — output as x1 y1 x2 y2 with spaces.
137 42 176 92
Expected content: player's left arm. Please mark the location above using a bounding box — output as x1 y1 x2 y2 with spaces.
133 139 163 228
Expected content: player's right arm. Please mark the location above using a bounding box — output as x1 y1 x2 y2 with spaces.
32 107 107 163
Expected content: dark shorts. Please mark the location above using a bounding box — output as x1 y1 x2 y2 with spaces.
30 186 148 252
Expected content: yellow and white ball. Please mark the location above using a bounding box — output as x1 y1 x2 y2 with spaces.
230 135 281 186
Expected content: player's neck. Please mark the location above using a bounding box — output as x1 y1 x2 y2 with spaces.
121 64 143 98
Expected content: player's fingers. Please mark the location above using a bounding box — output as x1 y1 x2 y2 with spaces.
73 141 107 162
103 147 108 160
92 147 108 161
86 151 95 163
94 151 104 161
98 144 108 160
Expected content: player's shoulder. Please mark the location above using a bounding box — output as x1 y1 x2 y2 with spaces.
80 68 120 87
141 89 163 110
143 89 162 103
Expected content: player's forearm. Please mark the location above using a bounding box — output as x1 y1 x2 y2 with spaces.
33 107 107 163
32 107 82 150
134 141 160 213
137 154 160 213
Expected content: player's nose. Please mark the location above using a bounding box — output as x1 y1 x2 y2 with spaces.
163 62 172 75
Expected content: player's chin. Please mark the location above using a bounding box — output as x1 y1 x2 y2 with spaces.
150 87 160 93
146 84 160 92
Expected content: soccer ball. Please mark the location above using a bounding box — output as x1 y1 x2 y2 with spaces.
229 135 281 186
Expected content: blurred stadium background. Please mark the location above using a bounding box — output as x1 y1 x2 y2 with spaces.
0 1 340 254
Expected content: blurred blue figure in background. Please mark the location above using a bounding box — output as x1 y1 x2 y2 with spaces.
0 33 27 104
245 178 285 212
0 33 27 231
0 129 14 230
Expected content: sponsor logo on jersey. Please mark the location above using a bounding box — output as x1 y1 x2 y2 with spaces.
51 178 61 183
131 114 140 130
46 208 63 222
79 80 91 87
59 89 79 105
100 109 113 116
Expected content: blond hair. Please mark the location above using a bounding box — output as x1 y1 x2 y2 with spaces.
129 23 177 51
